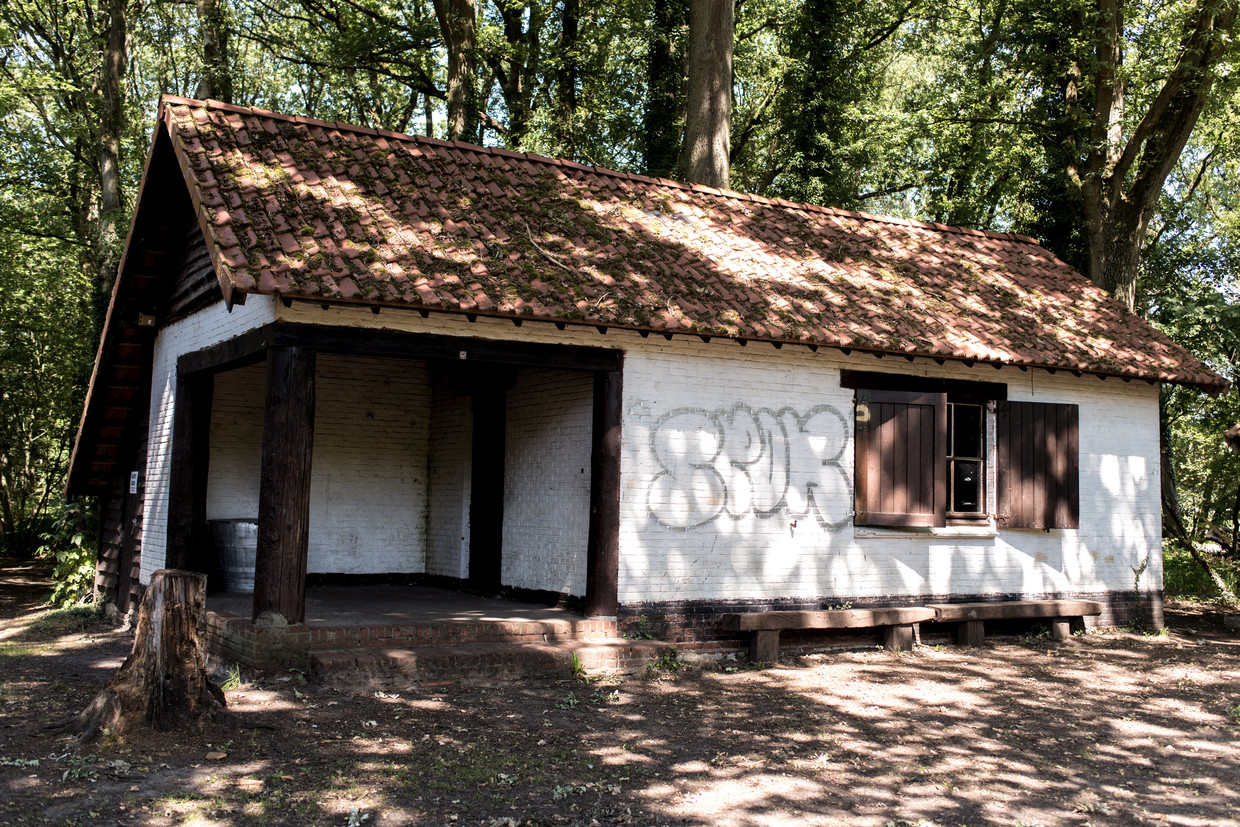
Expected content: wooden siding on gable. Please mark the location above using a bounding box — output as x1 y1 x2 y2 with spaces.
164 222 220 324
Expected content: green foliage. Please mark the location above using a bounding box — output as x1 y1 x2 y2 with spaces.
0 0 1237 607
623 614 656 640
1163 541 1240 597
650 646 684 673
41 500 97 607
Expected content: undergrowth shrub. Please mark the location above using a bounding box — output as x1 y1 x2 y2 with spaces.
39 501 97 607
1163 540 1240 598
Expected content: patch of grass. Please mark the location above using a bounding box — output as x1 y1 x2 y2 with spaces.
623 614 656 640
31 604 104 634
220 663 243 691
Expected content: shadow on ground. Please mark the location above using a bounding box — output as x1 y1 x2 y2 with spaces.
1 558 1237 826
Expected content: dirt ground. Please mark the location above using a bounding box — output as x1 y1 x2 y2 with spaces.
2 559 1238 827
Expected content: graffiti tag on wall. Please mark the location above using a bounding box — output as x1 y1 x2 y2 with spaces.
647 404 852 530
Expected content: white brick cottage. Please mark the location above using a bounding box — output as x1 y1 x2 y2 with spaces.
69 97 1224 644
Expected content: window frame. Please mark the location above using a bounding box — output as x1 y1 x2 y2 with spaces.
848 373 1078 531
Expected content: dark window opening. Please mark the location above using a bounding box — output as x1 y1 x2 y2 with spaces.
948 402 985 515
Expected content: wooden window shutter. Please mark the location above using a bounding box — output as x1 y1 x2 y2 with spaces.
854 389 947 527
996 401 1079 529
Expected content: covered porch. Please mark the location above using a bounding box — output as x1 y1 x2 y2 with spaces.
167 320 624 655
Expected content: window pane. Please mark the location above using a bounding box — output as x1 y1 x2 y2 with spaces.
952 404 983 458
952 460 983 512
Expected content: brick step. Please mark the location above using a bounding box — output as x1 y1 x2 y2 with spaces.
308 638 671 687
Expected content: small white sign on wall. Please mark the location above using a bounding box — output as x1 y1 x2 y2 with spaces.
129 471 140 495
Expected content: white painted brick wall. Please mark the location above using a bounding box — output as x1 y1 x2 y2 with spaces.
308 354 430 573
206 362 266 519
142 298 277 584
272 302 1165 604
426 377 472 579
203 354 430 573
501 368 593 595
620 344 1163 604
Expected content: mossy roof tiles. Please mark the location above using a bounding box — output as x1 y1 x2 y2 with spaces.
161 95 1224 391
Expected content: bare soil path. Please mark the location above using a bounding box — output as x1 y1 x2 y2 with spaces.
2 557 1238 826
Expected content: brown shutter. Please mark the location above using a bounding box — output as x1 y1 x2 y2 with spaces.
996 401 1079 529
855 389 947 527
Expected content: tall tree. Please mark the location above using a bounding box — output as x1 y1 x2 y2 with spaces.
96 0 130 312
1063 0 1237 310
680 0 732 187
195 0 233 102
437 0 480 141
643 0 687 178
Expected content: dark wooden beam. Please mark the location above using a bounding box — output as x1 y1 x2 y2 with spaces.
270 322 623 372
177 323 274 376
176 321 624 378
253 346 316 623
165 373 214 572
585 367 623 617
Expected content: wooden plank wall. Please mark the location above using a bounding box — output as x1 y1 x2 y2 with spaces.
164 223 219 323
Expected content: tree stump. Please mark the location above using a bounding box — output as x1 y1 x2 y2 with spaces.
67 569 225 743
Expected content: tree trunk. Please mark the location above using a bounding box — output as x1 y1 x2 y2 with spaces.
436 0 479 142
643 0 688 179
195 0 233 103
96 0 128 311
680 0 732 188
552 0 579 153
65 570 226 743
1064 0 1237 312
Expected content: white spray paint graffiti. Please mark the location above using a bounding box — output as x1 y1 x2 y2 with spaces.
647 404 852 530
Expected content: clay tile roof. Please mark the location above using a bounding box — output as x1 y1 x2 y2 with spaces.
161 96 1225 391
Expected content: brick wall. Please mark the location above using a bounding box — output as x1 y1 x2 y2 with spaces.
205 353 431 574
308 354 430 573
501 367 593 596
619 344 1163 608
142 298 277 583
426 376 471 579
207 362 265 520
268 303 1165 613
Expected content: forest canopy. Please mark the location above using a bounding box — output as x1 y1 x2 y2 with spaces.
0 0 1237 595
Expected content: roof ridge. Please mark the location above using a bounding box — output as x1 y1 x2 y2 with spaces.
160 95 1044 249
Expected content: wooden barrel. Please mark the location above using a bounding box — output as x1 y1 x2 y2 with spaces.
209 519 258 593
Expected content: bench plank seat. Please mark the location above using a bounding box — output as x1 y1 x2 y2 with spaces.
927 600 1103 646
927 600 1102 622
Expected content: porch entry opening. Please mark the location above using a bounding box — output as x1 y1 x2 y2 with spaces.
172 322 623 623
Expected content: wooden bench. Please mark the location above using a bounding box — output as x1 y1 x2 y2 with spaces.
721 608 936 662
927 600 1103 646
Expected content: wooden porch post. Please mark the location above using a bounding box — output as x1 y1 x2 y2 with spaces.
585 369 622 617
166 372 213 572
253 346 316 623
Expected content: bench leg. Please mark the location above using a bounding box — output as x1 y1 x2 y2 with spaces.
750 630 780 663
1050 618 1073 641
957 620 985 647
883 624 915 652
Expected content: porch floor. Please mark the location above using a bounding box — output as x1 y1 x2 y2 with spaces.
206 584 584 626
